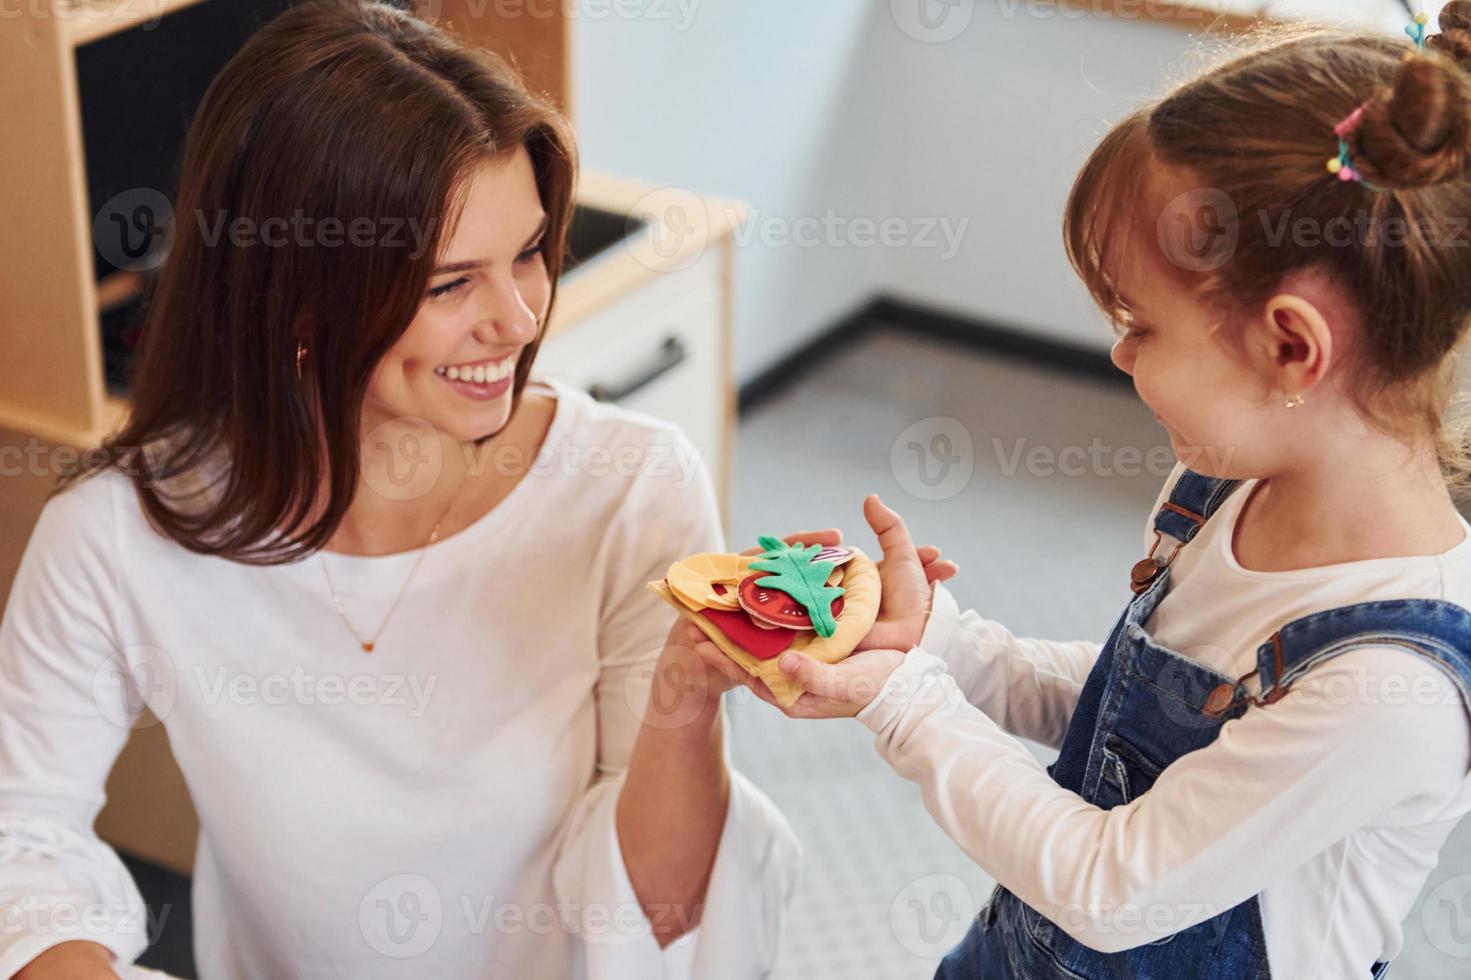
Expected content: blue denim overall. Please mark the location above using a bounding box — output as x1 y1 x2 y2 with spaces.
935 469 1471 980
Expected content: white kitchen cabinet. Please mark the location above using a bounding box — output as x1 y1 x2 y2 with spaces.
537 246 728 490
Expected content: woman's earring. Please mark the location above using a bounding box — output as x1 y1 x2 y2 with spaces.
296 341 307 382
1284 392 1305 409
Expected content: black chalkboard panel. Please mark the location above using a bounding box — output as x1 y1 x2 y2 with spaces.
74 0 306 281
76 0 299 389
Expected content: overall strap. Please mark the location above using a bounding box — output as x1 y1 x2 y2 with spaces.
1205 599 1471 718
1130 469 1242 595
1154 468 1242 543
1258 599 1471 706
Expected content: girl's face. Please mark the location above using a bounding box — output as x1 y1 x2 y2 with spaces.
363 145 551 443
1107 248 1282 479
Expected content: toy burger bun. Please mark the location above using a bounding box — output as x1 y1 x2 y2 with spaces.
648 537 881 706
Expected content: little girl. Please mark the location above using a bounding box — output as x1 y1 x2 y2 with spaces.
695 6 1471 978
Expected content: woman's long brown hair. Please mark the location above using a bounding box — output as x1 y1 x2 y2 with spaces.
59 0 577 563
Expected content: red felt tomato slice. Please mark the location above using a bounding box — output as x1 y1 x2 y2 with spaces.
698 607 795 660
737 574 845 630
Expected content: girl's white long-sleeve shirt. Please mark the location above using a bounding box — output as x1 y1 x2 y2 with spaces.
858 462 1471 979
0 378 799 980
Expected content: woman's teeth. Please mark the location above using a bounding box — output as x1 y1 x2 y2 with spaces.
434 359 515 383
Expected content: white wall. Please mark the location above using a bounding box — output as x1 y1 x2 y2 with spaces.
573 3 1212 380
873 5 1217 351
573 1 888 382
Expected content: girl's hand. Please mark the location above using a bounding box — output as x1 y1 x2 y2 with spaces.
754 646 910 718
856 494 957 653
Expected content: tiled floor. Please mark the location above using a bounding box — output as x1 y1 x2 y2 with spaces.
725 326 1471 979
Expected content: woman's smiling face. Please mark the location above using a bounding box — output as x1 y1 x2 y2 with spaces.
363 145 551 443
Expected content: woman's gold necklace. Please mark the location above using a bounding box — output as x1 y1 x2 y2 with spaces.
319 473 467 653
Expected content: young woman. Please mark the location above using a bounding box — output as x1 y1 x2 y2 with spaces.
0 2 952 977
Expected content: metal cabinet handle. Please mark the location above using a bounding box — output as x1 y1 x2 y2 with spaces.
587 336 688 402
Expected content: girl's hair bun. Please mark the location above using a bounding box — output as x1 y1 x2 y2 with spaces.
1355 3 1471 189
1429 0 1471 63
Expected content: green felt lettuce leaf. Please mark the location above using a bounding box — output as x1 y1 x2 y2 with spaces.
749 535 846 638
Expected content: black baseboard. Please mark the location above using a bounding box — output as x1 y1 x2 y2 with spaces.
736 299 882 414
738 296 1127 415
872 298 1129 387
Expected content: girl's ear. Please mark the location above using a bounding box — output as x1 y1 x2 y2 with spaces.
1258 293 1332 398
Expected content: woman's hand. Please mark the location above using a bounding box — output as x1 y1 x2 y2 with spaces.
14 941 120 979
619 530 843 945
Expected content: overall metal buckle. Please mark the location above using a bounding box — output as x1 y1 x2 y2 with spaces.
1129 530 1183 595
1201 634 1293 719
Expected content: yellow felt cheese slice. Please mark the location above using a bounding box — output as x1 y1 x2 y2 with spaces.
669 554 844 615
666 552 753 611
649 548 881 707
670 587 710 614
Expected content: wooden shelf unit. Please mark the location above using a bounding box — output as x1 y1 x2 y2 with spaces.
59 0 213 47
2 3 111 448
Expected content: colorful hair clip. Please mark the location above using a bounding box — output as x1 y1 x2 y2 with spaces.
1326 15 1426 187
1406 11 1429 50
1325 101 1382 190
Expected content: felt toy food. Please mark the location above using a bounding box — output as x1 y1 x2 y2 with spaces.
649 537 881 706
